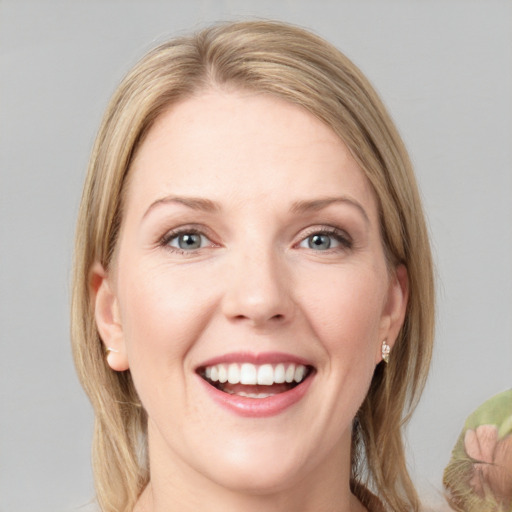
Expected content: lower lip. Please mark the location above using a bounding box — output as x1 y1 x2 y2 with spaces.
197 373 314 418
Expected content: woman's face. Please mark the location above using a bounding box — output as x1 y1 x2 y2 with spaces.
94 89 407 496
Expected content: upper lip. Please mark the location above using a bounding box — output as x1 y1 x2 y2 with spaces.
196 351 314 370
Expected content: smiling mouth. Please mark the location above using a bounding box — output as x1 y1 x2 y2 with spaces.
198 362 314 398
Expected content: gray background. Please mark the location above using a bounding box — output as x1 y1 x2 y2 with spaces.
1 1 510 511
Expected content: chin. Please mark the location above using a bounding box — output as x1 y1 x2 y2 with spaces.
193 433 315 495
206 460 306 496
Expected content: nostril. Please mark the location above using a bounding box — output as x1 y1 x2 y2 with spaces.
230 312 286 325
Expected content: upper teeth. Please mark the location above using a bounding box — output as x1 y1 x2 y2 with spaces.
204 363 307 386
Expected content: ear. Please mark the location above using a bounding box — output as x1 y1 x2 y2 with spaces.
376 264 409 364
90 262 129 371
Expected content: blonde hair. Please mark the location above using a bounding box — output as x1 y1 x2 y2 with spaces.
72 20 434 512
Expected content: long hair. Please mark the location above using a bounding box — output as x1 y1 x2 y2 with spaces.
72 20 435 512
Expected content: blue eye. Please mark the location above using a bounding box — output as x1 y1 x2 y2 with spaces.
167 232 209 251
299 229 351 251
307 234 333 250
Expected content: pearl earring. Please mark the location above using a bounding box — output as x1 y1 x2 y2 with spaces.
105 347 119 363
381 340 391 364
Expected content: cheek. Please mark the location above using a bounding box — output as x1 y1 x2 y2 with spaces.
287 265 386 453
115 262 220 423
298 264 385 359
117 261 217 370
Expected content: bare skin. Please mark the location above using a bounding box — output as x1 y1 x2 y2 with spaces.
134 480 368 512
94 89 407 512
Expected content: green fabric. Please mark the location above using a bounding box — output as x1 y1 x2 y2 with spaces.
463 390 512 439
443 389 512 512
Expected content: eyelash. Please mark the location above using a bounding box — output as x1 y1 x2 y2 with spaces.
158 225 353 255
298 226 353 252
159 226 215 255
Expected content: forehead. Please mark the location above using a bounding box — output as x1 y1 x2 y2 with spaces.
125 90 377 217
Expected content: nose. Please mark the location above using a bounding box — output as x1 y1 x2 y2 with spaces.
221 247 295 328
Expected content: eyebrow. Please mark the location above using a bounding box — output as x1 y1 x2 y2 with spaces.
290 196 370 224
143 194 370 224
143 195 221 219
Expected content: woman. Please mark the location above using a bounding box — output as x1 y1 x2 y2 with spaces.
72 20 434 512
